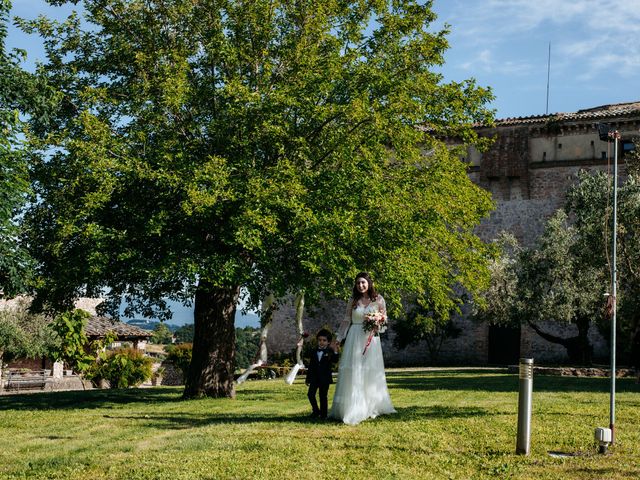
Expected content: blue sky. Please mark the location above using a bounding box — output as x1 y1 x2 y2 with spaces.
7 0 640 119
431 0 640 118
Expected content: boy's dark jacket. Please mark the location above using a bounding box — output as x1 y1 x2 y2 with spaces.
305 348 339 386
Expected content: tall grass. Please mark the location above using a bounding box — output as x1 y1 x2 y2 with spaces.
0 369 638 479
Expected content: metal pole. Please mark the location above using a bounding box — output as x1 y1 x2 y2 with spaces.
545 42 551 115
610 134 619 444
516 358 533 455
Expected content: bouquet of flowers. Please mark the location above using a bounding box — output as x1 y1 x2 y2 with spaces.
362 310 388 355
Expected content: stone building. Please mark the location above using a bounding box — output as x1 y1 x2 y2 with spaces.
266 102 640 366
0 296 153 392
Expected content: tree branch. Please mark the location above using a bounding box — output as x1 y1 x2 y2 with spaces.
526 319 570 347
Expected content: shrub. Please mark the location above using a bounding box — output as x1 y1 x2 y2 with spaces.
87 348 153 389
49 310 94 373
235 327 260 369
0 302 58 365
165 343 192 378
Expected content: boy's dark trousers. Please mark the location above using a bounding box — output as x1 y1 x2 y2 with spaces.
305 348 338 418
307 383 330 418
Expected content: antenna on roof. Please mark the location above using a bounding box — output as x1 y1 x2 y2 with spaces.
545 42 551 115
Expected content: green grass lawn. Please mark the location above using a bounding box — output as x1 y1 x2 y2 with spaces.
1 369 639 479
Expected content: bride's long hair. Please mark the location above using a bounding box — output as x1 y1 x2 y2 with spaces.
351 271 378 309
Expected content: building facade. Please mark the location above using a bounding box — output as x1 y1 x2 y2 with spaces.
267 102 640 366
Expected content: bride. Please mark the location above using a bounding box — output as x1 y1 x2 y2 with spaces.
329 272 396 425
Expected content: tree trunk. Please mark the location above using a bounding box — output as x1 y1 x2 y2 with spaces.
425 333 444 366
284 292 306 385
236 294 275 385
183 280 240 399
294 292 305 365
527 318 593 365
258 294 276 364
568 316 593 365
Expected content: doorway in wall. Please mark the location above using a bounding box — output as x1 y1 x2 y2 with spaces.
488 324 521 365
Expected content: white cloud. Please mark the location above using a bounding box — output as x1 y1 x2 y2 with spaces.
460 49 492 71
438 0 640 82
470 0 640 33
460 48 532 76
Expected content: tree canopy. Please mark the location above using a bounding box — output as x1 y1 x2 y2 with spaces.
19 0 495 397
566 169 640 366
151 323 174 344
0 0 35 296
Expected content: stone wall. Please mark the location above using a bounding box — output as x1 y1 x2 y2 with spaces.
267 298 344 359
520 321 609 364
268 298 489 366
267 104 640 366
159 361 184 386
475 198 560 247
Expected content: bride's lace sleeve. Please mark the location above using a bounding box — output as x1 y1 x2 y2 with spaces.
377 295 387 315
336 300 352 342
377 295 388 333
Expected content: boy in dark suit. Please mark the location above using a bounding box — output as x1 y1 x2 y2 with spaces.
306 329 339 419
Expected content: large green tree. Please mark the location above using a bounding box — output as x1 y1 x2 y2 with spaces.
0 0 38 296
21 0 494 398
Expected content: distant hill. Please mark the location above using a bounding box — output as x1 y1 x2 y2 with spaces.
126 310 260 330
236 311 260 329
126 319 182 332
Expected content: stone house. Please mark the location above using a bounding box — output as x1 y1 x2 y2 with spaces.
0 297 152 391
266 101 640 366
85 316 153 352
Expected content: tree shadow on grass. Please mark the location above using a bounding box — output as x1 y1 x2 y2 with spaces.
385 371 640 394
65 403 501 430
0 386 300 414
98 411 313 429
3 371 638 413
572 466 640 478
0 387 183 411
385 404 505 421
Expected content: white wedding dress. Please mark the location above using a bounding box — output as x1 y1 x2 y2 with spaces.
329 296 396 425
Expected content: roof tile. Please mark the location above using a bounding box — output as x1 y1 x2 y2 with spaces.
85 316 153 339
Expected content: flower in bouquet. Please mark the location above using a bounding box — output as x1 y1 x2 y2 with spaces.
362 311 387 335
362 311 388 355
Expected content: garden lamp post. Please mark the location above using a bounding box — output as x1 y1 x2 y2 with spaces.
598 123 619 446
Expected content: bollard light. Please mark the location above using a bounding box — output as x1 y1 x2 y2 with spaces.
516 358 534 455
595 427 612 454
